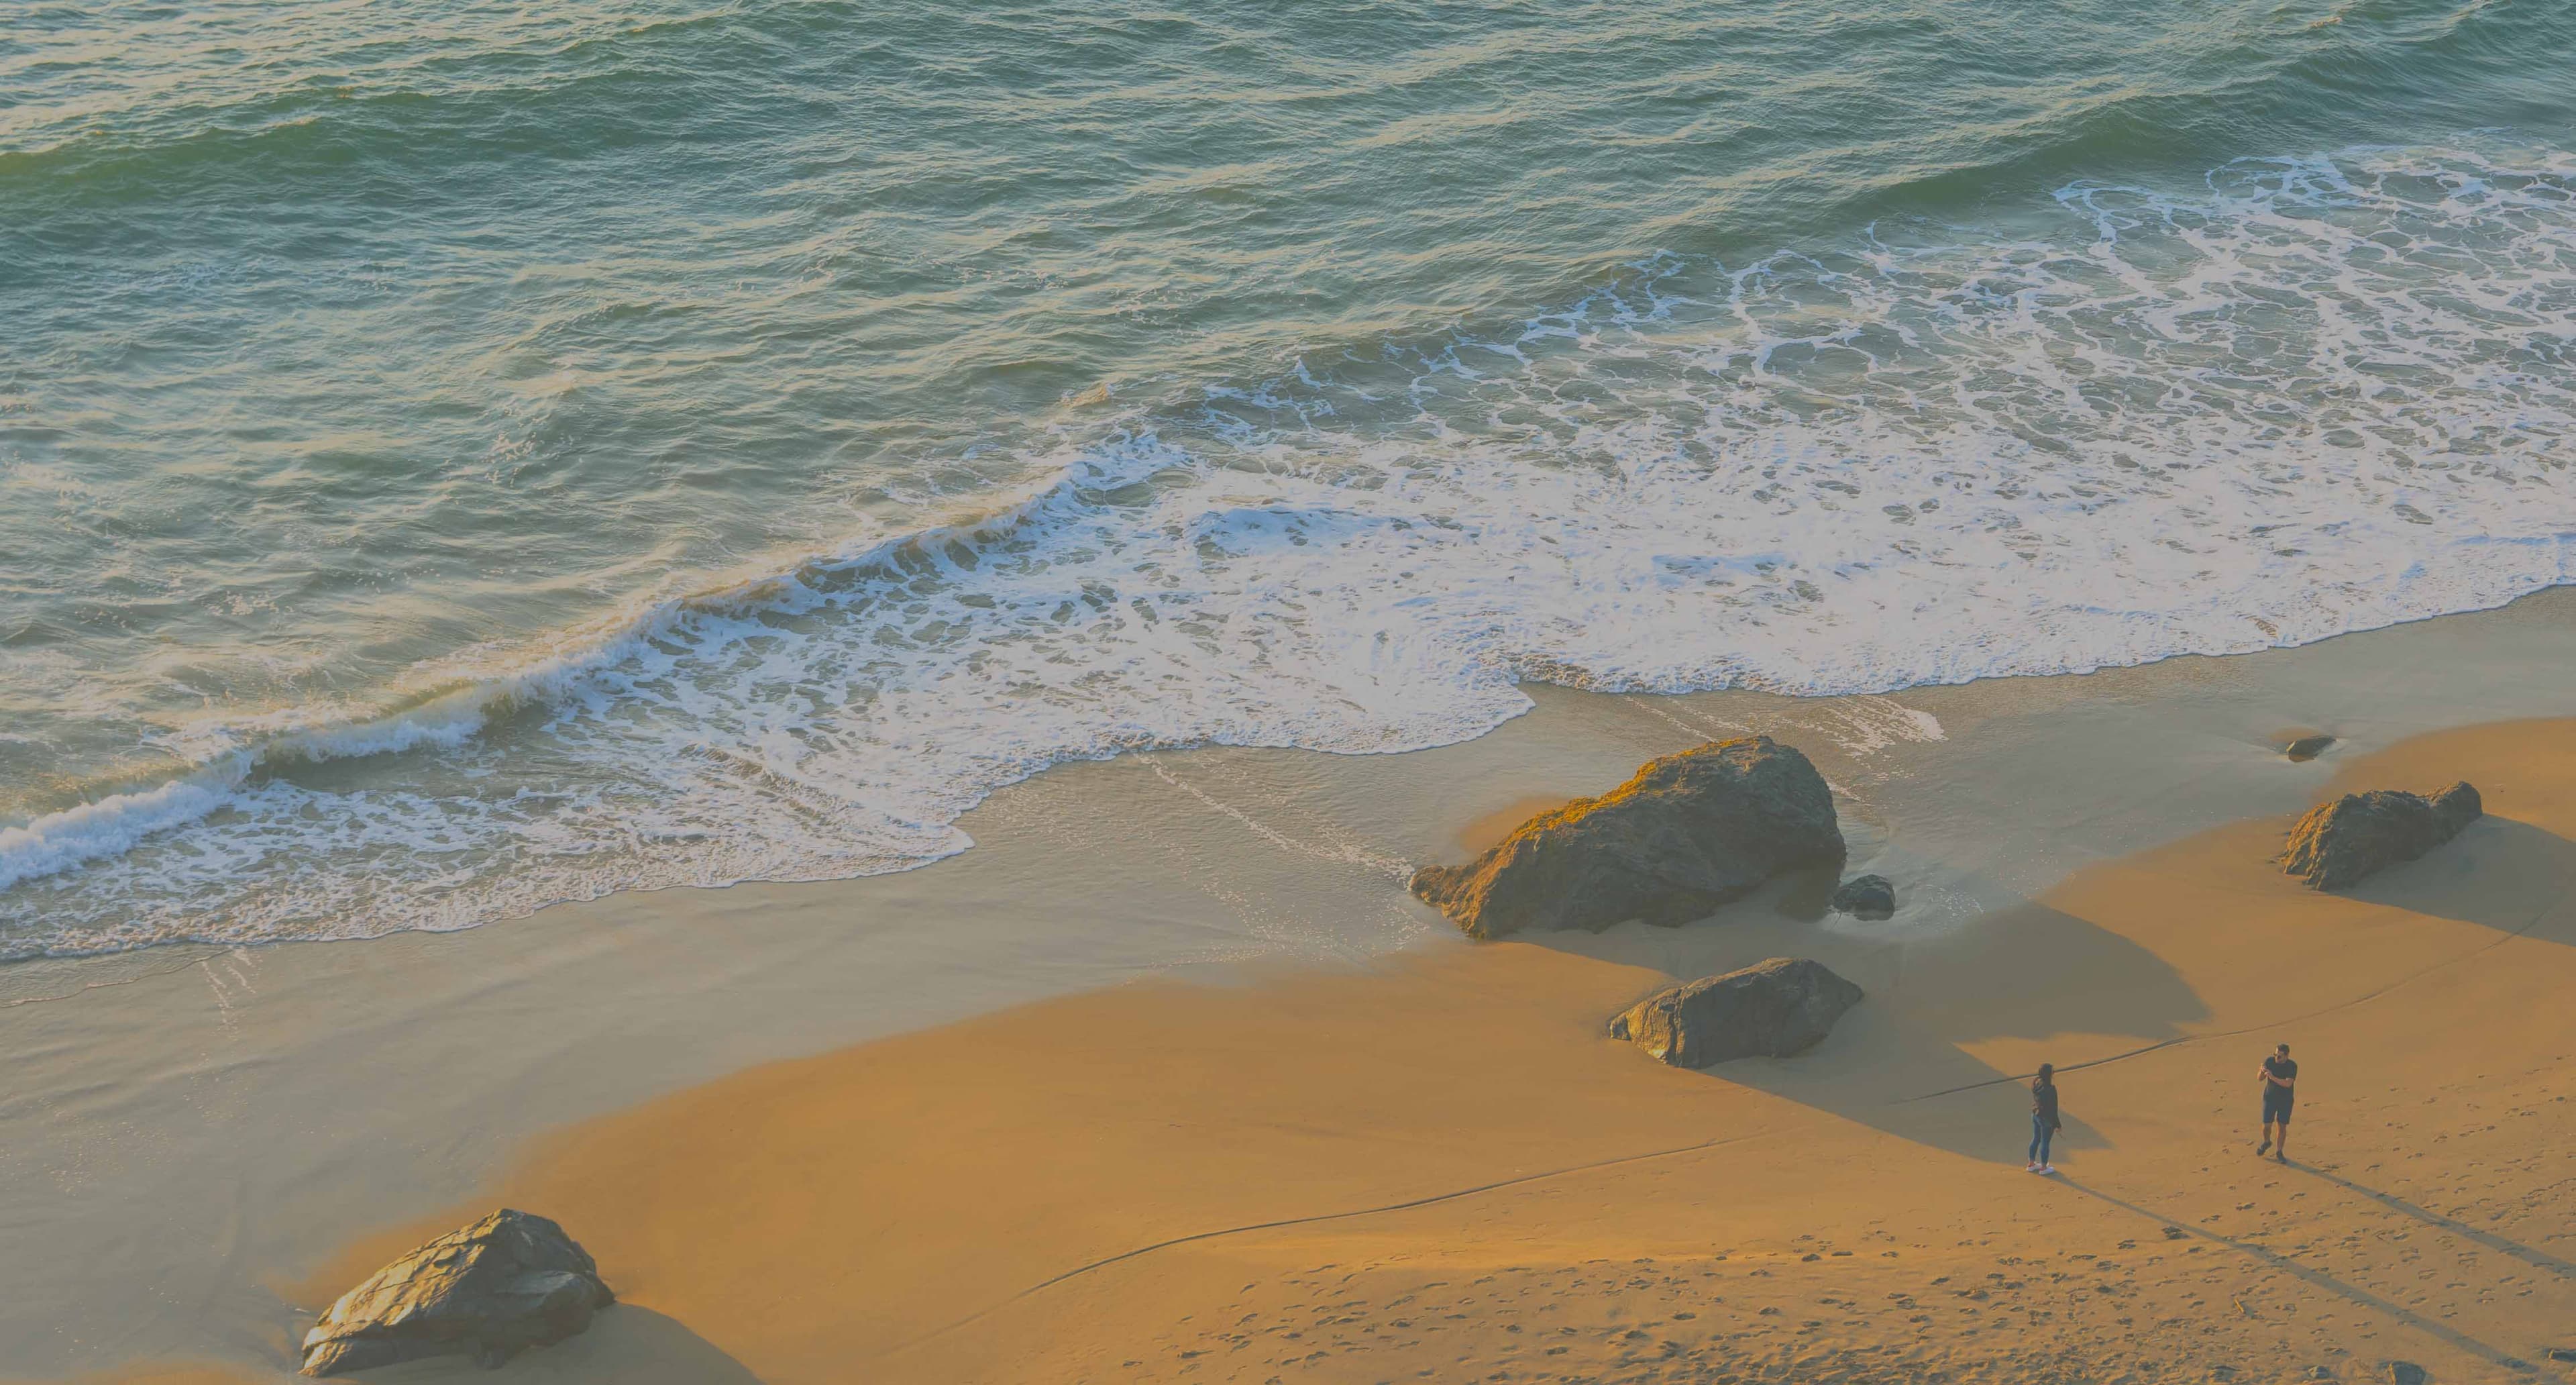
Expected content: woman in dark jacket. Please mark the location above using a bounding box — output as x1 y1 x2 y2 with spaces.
2027 1063 2061 1175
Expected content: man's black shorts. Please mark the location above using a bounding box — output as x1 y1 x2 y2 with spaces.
2263 1090 2294 1123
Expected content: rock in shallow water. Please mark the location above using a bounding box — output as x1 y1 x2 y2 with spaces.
301 1209 614 1377
2279 782 2481 890
1608 957 1864 1068
1828 873 1896 919
1409 737 1844 939
2283 733 2336 762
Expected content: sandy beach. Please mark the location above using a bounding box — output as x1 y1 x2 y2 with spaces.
296 721 2576 1384
15 4 2576 1379
5 595 2576 1380
13 596 2576 1383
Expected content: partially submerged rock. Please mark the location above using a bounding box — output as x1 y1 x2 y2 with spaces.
1828 874 1895 919
2279 782 2481 890
2283 734 2336 762
301 1209 614 1377
1410 737 1844 939
1608 957 1864 1068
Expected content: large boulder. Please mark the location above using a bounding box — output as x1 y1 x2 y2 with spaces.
301 1209 614 1376
1609 957 1864 1068
1410 737 1844 939
2280 782 2481 890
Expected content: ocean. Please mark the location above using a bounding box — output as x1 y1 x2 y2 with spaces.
4 0 2574 957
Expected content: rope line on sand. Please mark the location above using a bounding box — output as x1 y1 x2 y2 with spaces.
880 1129 1769 1354
889 870 2570 1354
1899 884 2560 1101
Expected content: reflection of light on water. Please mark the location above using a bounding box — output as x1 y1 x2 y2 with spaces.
8 145 2576 958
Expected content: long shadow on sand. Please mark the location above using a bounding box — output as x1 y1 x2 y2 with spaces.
1520 813 2576 1171
2061 1178 2538 1373
363 1305 765 1384
2334 815 2576 944
1525 876 2210 1167
2293 1164 2576 1284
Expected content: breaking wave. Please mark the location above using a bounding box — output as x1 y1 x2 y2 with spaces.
7 144 2576 956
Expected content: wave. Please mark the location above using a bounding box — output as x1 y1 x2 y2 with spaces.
0 758 250 894
0 456 1138 897
7 142 2576 958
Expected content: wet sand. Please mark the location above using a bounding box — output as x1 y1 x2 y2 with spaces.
200 718 2576 1385
15 593 2576 1382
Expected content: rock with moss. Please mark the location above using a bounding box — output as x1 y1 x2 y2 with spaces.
300 1209 613 1376
1409 737 1843 939
1609 957 1865 1067
2279 782 2481 890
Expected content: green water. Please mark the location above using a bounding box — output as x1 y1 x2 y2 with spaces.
3 0 2573 954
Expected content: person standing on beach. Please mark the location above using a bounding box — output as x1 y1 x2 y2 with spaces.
2027 1063 2061 1174
2256 1043 2298 1161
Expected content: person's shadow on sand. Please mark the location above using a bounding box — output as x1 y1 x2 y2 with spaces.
1513 811 2576 1170
1522 869 2207 1167
2062 1174 2543 1374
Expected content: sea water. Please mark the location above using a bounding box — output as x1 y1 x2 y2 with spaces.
4 0 2574 955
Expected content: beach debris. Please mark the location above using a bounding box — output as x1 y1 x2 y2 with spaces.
2279 782 2481 889
1827 874 1896 919
1608 957 1864 1068
2547 1347 2576 1363
300 1209 614 1377
1410 737 1843 939
2283 733 2337 762
2385 1362 2429 1385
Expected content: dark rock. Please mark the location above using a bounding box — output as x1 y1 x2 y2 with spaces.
2161 1225 2188 1240
2280 782 2481 889
301 1209 614 1377
1828 874 1896 919
1410 737 1844 939
2284 734 2337 762
2385 1362 2428 1385
2547 1347 2576 1364
1608 957 1864 1068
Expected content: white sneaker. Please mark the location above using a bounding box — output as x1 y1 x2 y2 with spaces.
2038 1164 2058 1176
2024 1162 2040 1172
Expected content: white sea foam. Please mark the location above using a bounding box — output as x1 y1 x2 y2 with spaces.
0 756 250 894
7 145 2575 956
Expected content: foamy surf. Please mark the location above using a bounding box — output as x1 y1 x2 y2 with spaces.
6 144 2575 958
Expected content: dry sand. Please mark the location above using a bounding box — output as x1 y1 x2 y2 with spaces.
92 716 2576 1385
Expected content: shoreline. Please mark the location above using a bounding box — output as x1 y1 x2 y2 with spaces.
71 714 2576 1384
12 592 2576 1380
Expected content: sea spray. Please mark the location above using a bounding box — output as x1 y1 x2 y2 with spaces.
5 0 2574 957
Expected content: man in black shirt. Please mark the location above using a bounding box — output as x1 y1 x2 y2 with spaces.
2255 1042 2297 1162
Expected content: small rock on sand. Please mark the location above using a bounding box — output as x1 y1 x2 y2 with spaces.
2385 1362 2428 1385
1409 737 1844 939
2284 734 2337 762
301 1209 614 1376
2279 782 2480 889
1608 957 1864 1068
1827 874 1895 919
